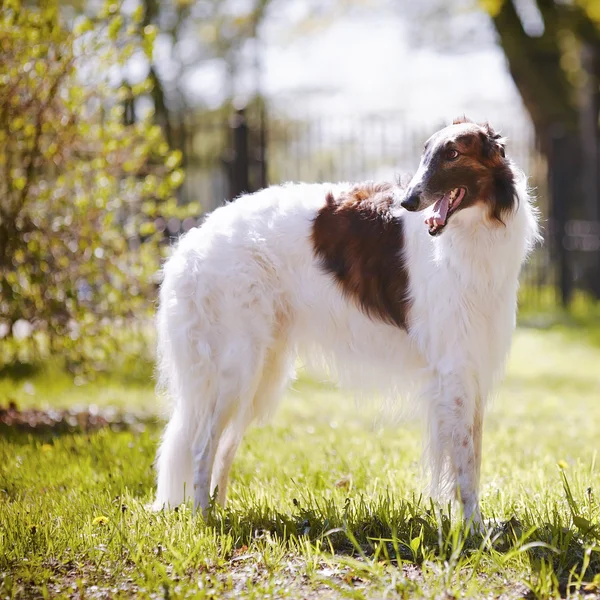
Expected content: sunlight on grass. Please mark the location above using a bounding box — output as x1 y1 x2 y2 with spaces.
1 326 600 598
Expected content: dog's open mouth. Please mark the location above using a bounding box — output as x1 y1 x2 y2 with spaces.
425 187 466 236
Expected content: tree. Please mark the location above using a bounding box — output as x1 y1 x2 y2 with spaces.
0 0 195 373
131 0 276 138
486 0 600 299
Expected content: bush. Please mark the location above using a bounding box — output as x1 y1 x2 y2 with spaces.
0 0 197 374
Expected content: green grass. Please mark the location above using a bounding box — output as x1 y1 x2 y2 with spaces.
2 326 600 598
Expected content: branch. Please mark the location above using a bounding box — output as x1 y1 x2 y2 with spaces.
16 58 73 219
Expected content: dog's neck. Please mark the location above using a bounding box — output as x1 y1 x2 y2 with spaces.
431 180 538 292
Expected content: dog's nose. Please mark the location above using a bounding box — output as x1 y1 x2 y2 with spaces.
401 193 421 212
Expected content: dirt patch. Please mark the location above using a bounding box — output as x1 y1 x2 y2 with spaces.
0 401 153 434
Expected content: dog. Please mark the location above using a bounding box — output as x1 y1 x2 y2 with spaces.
153 117 539 528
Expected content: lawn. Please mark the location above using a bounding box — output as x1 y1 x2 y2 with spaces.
1 325 600 599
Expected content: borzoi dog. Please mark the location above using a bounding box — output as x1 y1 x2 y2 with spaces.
153 117 539 527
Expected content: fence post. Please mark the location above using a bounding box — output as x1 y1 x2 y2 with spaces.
229 108 250 199
550 129 572 308
257 101 268 189
579 42 600 298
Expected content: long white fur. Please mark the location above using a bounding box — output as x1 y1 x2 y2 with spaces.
153 171 539 526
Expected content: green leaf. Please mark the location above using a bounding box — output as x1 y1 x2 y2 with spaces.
169 170 185 188
573 515 594 533
108 16 123 41
409 536 420 555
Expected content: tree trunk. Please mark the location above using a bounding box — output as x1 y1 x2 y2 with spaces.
141 0 172 147
491 0 600 299
578 41 600 297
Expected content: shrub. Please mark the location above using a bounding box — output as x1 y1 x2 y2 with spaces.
0 0 197 374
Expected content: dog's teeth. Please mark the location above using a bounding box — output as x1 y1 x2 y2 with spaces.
448 188 459 207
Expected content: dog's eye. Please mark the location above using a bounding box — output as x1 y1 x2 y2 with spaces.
446 149 459 160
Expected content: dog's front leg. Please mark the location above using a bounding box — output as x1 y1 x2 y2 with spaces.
427 373 483 531
451 400 483 531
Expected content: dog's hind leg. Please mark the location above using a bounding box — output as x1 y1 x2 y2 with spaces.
192 339 275 516
210 339 294 506
191 407 231 516
210 416 251 507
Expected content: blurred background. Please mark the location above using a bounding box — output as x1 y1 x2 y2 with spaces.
1 0 599 375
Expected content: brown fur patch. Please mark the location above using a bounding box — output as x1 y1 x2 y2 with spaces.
311 183 410 330
455 125 513 223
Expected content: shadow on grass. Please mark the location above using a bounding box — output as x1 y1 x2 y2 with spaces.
519 309 600 349
0 360 42 381
192 491 600 597
0 405 160 445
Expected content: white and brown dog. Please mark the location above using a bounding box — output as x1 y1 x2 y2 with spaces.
153 117 539 528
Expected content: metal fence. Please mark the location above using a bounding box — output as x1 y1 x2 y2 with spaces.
170 107 599 315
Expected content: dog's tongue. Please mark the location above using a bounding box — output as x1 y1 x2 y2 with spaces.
431 192 451 225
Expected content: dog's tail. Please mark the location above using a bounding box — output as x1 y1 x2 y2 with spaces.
153 246 216 508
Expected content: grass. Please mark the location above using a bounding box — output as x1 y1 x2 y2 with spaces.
1 325 600 598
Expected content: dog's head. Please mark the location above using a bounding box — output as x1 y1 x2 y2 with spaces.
401 116 517 236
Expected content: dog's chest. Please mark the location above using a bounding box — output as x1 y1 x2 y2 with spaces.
406 244 518 373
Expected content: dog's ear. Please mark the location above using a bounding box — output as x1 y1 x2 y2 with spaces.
480 123 513 223
491 165 517 224
480 122 506 160
452 115 473 125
